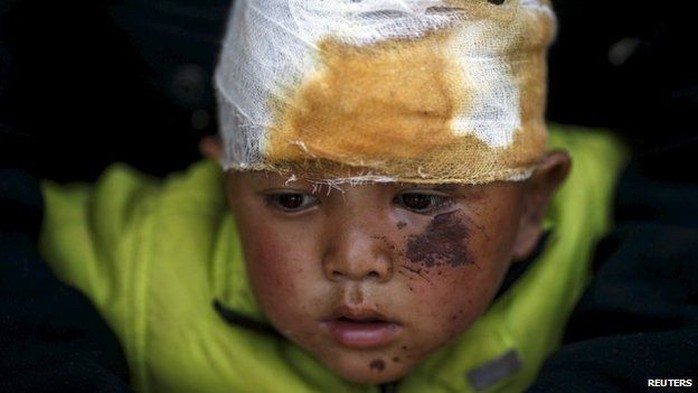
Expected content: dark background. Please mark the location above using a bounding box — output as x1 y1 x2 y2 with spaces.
1 0 695 181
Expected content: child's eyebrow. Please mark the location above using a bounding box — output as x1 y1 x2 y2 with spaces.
434 184 459 192
398 183 460 192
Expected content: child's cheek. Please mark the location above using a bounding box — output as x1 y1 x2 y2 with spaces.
242 225 305 314
394 209 503 338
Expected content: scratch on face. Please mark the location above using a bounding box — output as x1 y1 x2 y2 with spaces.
398 264 432 283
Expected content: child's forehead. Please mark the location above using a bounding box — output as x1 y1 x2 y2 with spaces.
227 168 510 197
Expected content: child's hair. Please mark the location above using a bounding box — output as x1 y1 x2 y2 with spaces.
214 0 556 185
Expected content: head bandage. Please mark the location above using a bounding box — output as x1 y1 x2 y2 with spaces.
215 0 556 184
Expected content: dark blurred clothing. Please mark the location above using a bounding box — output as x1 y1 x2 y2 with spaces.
527 139 698 393
528 3 698 390
0 169 132 392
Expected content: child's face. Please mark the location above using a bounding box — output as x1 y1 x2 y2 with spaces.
225 168 551 384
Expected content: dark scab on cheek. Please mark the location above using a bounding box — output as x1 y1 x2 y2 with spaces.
405 210 472 268
370 359 386 372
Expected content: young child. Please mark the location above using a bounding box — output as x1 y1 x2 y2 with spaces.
38 0 625 392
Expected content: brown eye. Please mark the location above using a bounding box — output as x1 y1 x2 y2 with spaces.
394 192 450 213
264 192 318 212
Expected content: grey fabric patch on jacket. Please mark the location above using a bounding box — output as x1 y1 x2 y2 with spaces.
466 350 523 391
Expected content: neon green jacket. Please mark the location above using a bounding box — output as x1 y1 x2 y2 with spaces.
40 125 625 393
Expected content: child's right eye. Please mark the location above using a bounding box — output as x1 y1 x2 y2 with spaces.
393 191 451 214
264 192 319 212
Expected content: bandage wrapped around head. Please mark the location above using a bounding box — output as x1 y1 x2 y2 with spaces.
215 0 556 184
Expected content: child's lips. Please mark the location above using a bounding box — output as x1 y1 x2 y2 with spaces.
323 308 402 349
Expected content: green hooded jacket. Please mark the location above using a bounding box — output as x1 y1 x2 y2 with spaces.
40 125 625 393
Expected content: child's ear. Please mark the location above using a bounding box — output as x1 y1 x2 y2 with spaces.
199 135 223 160
512 151 571 261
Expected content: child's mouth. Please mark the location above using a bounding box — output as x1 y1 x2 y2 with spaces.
323 310 401 349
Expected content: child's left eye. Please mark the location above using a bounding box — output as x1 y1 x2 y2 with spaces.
394 192 450 213
264 192 319 212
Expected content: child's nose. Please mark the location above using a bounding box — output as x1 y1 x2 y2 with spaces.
322 227 394 283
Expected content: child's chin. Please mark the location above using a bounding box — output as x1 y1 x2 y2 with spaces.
326 356 412 385
339 370 405 386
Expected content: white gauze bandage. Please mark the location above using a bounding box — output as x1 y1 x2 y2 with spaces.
215 0 556 184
